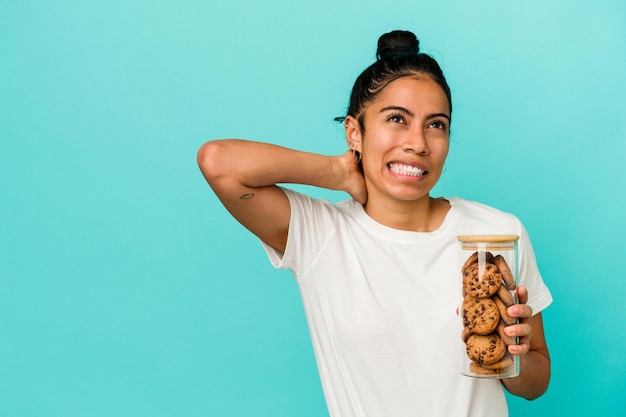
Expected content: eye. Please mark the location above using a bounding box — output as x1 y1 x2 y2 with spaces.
428 119 449 131
387 113 405 124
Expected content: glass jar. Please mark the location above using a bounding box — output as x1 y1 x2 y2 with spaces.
457 235 520 378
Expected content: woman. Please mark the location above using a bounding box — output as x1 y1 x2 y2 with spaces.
198 30 552 416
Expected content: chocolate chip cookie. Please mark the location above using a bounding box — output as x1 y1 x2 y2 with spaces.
465 333 507 366
469 353 514 374
493 294 516 326
493 254 516 290
462 295 500 335
462 258 502 298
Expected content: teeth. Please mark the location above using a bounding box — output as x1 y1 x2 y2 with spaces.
389 163 425 176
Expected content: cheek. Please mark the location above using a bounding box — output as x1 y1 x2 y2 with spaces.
431 140 449 160
360 134 385 157
431 145 450 173
437 137 450 156
441 144 450 161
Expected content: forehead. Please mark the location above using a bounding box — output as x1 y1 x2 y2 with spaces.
373 76 450 114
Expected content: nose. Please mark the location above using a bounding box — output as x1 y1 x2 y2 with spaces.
402 129 429 155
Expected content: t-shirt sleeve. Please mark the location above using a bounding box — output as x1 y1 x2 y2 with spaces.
518 224 553 315
260 187 339 276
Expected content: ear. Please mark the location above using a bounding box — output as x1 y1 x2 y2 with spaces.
344 116 362 153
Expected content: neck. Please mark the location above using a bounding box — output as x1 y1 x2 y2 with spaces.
364 196 450 232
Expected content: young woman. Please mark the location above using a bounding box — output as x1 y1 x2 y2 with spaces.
198 30 552 416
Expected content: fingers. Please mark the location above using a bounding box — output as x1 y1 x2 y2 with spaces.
504 322 532 356
507 286 532 319
337 152 367 204
504 286 533 360
516 285 529 305
507 303 532 320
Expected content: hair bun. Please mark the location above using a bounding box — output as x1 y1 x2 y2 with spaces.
376 30 420 60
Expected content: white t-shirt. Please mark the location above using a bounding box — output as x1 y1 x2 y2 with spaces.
262 188 552 417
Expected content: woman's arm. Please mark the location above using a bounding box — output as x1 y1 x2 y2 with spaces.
197 139 366 253
501 286 551 400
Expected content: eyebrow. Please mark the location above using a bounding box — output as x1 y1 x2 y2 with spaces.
380 106 414 117
380 106 450 121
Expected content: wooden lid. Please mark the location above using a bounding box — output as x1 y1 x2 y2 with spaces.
457 235 520 243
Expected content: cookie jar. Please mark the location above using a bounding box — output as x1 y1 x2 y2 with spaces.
457 235 520 378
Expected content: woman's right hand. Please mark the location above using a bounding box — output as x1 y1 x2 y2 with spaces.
336 150 367 205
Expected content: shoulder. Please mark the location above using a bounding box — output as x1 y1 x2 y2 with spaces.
450 197 518 219
448 197 522 232
282 187 357 221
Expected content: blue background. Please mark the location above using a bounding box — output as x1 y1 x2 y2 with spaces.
2 0 625 416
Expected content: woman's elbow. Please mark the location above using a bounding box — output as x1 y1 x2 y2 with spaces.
197 139 233 182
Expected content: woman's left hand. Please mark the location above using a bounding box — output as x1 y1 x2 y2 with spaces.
503 286 533 366
500 286 551 400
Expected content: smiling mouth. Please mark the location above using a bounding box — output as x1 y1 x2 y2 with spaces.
388 162 426 177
